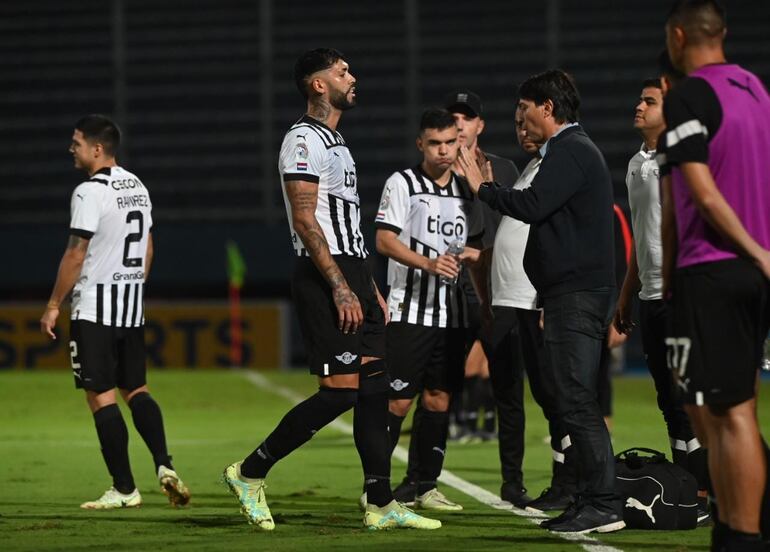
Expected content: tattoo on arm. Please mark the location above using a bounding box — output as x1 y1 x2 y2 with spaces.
66 235 89 253
286 180 348 293
308 98 332 124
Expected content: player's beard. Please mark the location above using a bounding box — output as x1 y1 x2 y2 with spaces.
329 87 356 111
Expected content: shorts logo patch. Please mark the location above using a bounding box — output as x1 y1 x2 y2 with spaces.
335 352 358 365
390 379 409 391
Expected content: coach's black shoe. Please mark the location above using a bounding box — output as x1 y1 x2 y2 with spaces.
526 486 574 513
697 496 712 527
548 504 625 534
539 499 581 529
501 481 533 508
392 477 418 505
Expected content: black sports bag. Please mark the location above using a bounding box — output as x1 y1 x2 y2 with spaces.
615 447 698 530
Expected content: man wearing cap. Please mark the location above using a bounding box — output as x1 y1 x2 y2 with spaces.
449 91 518 447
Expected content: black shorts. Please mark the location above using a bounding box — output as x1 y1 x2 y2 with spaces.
292 256 386 377
387 321 465 399
667 258 769 406
69 320 147 393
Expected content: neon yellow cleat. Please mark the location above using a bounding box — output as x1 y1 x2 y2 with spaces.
222 462 275 530
415 488 463 511
364 500 442 530
158 465 191 507
80 487 142 509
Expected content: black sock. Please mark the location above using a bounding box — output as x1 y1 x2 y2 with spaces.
670 437 688 472
388 411 406 454
241 387 358 478
711 512 727 552
483 410 496 433
354 370 393 507
128 392 172 471
464 376 480 431
93 404 135 494
688 446 710 496
724 527 763 551
481 378 496 432
405 403 422 483
416 410 449 495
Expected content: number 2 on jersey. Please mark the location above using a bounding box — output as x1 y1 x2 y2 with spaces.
122 210 144 267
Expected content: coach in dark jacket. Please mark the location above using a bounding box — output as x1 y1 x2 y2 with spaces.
459 69 623 534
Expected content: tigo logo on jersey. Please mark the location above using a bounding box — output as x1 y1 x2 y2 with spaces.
390 379 409 391
335 352 358 365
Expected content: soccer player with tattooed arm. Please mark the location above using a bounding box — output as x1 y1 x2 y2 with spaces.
222 48 439 532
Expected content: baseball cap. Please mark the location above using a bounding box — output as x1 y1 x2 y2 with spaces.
444 90 483 118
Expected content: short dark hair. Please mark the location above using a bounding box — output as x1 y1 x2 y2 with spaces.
419 108 456 134
642 78 662 90
657 49 685 85
294 48 346 98
75 114 120 156
518 70 580 124
667 0 726 44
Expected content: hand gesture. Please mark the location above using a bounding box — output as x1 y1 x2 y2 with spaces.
40 305 59 339
333 285 363 334
457 146 493 194
475 147 494 182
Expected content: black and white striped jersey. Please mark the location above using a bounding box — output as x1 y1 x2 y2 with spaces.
278 115 367 258
375 166 484 328
69 166 152 327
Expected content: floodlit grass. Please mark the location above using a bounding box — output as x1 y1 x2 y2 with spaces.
2 369 768 551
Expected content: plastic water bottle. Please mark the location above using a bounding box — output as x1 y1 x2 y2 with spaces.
439 239 465 286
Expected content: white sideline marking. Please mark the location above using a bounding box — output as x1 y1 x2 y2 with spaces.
242 371 623 552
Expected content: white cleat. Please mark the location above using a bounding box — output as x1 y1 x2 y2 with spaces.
415 488 463 511
158 465 191 507
80 487 142 510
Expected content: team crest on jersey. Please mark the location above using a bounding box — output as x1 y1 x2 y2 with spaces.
379 190 391 211
295 143 309 171
390 379 409 391
295 142 309 159
335 352 358 365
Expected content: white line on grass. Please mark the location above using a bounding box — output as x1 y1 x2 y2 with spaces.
242 370 623 552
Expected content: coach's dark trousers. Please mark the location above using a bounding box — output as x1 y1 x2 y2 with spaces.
542 288 620 513
481 306 574 490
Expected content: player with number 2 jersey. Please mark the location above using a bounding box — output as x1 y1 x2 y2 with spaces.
40 115 190 512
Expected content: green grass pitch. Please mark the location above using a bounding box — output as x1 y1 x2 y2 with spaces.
2 370 768 551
